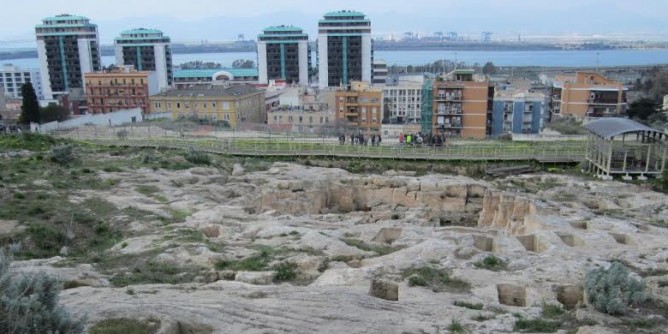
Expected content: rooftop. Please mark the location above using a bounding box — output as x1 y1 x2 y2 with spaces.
119 28 164 36
42 14 90 22
263 25 303 33
584 118 664 140
173 68 259 79
324 10 366 18
152 84 261 98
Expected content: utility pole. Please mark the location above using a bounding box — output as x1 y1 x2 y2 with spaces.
596 52 600 72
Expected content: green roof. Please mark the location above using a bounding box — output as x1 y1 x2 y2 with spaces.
120 28 164 36
42 14 90 22
263 25 303 33
324 10 366 18
173 68 259 79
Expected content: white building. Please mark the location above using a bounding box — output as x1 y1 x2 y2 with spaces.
382 76 425 124
317 10 372 88
115 28 172 92
257 26 309 86
35 14 101 100
372 60 388 86
663 95 668 112
0 64 43 100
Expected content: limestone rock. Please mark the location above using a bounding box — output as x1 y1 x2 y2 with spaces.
232 164 245 176
235 271 275 285
369 279 399 301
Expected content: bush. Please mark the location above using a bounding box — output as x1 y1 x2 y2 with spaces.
184 147 211 165
473 255 505 271
273 262 298 282
514 318 559 333
0 250 85 333
50 144 76 165
116 130 129 140
447 319 466 333
454 300 484 310
585 262 647 315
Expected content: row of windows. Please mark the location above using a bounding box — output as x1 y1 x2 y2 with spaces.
86 78 145 86
154 101 230 110
272 115 330 124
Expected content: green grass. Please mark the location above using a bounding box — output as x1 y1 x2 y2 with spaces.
403 266 471 293
0 132 61 151
135 185 160 196
454 301 484 310
513 318 560 333
89 317 160 334
109 260 203 287
341 238 402 256
447 319 467 333
541 303 565 318
473 255 506 271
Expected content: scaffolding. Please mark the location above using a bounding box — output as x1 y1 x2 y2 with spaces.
420 78 433 134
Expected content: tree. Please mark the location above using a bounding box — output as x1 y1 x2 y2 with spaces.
482 62 498 75
0 250 85 333
627 98 660 121
232 59 255 69
646 69 668 100
40 104 70 123
19 82 40 125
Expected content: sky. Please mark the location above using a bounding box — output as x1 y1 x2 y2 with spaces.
1 0 667 46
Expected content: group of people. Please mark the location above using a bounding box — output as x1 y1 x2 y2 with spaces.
338 132 383 146
398 132 448 147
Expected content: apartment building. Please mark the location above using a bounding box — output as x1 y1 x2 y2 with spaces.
172 68 259 89
267 86 332 129
150 84 265 127
491 90 546 136
114 28 173 91
429 69 493 139
318 10 372 88
382 76 424 124
551 71 627 118
335 81 382 131
372 60 388 85
257 26 310 85
0 64 43 100
84 65 159 114
35 14 101 100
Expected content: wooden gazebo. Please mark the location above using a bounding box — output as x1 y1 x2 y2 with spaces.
584 118 667 180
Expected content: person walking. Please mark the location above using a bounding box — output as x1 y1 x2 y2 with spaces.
371 134 376 146
399 132 405 145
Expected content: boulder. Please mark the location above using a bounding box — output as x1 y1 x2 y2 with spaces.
232 164 245 176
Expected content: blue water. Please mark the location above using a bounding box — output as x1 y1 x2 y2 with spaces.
3 49 668 69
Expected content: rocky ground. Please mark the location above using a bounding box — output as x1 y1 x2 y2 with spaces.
2 143 668 333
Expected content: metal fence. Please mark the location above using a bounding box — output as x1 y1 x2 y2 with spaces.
55 124 587 163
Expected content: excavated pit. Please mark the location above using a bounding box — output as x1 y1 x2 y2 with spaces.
497 284 527 307
554 285 583 310
555 232 586 248
569 221 589 230
610 233 636 246
515 234 548 253
473 235 496 252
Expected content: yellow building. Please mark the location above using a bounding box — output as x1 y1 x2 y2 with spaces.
432 69 492 139
335 81 382 131
551 72 627 118
150 84 265 127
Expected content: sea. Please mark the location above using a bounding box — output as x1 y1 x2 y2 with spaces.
3 49 668 69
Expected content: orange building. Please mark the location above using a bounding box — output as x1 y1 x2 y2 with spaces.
84 65 159 114
335 81 382 131
551 72 627 118
431 70 492 139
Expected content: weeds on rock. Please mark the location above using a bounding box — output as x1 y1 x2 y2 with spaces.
273 262 298 282
184 147 211 165
403 266 471 293
447 319 466 333
454 301 484 310
513 318 560 333
473 255 506 271
89 317 160 334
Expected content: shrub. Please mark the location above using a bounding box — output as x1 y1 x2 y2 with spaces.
585 262 647 315
447 319 466 333
273 261 298 282
473 255 505 271
0 250 85 334
454 300 484 310
50 144 76 165
403 266 471 293
184 147 210 165
116 129 129 140
514 318 559 333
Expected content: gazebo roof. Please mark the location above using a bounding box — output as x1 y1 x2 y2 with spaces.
584 118 664 140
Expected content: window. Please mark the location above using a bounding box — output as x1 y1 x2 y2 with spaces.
212 102 216 108
177 103 180 108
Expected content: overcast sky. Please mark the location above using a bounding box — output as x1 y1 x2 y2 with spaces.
1 0 667 45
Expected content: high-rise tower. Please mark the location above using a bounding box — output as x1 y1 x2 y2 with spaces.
35 14 101 100
257 26 309 85
115 28 173 91
317 10 372 88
